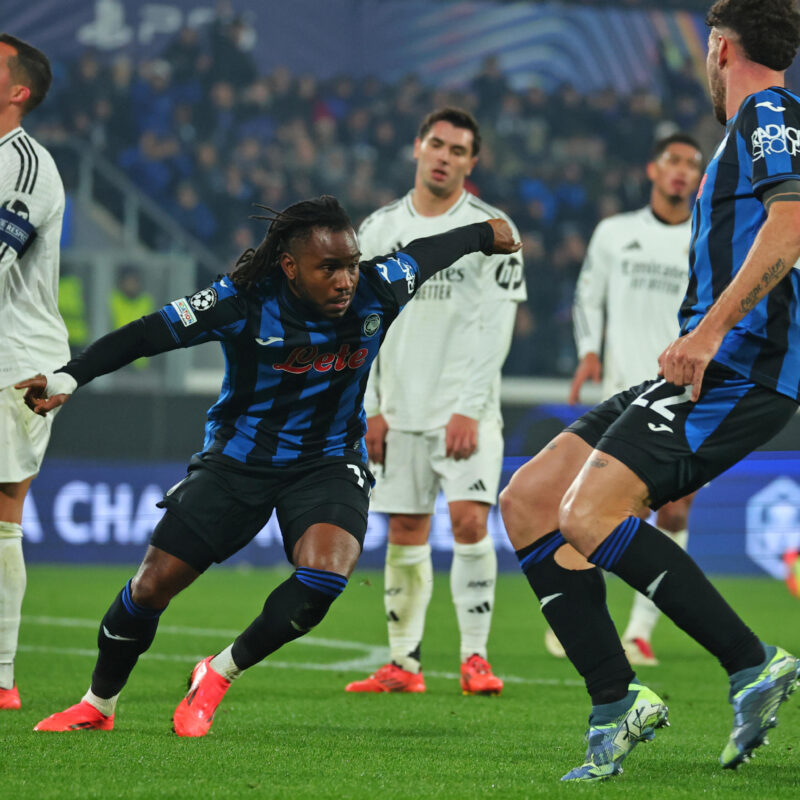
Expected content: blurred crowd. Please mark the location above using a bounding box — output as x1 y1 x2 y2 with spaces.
31 14 713 377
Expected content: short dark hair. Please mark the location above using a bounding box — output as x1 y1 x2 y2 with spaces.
230 195 353 291
706 0 800 71
0 33 52 114
418 107 481 157
652 132 703 163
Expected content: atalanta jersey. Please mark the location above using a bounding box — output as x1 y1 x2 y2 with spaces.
61 223 495 467
680 87 800 400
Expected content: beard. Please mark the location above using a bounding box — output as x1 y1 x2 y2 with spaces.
708 68 727 125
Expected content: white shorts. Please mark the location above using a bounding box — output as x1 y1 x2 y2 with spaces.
370 419 504 514
0 386 57 483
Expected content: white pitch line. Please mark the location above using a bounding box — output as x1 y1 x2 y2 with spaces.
20 615 584 687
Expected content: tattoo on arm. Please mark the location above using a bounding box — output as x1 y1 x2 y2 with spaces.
761 258 787 288
589 457 608 468
546 442 557 451
739 258 787 314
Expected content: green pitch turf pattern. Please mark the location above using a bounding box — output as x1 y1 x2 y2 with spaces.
5 565 800 799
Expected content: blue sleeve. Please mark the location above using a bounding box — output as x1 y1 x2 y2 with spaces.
159 277 247 346
364 221 494 310
743 90 800 192
366 252 421 311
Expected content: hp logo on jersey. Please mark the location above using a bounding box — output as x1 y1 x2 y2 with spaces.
190 288 217 311
362 314 381 337
495 256 523 290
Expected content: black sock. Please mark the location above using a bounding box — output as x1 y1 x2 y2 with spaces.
231 568 347 670
517 531 634 705
91 580 163 699
590 517 763 675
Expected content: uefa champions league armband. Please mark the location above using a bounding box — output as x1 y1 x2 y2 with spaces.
0 206 36 256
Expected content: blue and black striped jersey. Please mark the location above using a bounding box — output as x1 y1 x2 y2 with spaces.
680 86 800 400
61 222 495 467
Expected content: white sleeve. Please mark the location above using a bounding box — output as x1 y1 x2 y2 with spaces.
0 140 59 280
357 214 386 262
572 222 612 359
453 296 518 419
359 215 385 416
363 352 381 417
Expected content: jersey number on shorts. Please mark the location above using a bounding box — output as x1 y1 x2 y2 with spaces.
632 379 691 423
347 464 365 488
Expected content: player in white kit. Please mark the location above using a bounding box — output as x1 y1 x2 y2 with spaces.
0 34 69 709
345 108 526 694
551 133 703 666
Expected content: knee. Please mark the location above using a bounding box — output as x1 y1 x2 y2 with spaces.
499 474 558 550
557 494 597 558
130 571 171 610
387 514 430 546
451 507 487 544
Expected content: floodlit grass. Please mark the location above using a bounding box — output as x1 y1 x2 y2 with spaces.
5 565 800 798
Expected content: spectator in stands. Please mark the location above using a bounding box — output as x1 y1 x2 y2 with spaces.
110 266 155 370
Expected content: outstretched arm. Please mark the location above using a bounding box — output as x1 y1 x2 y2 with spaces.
399 219 520 286
15 313 180 415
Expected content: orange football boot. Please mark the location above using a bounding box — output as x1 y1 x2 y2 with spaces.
460 654 503 695
0 684 21 709
172 656 231 737
345 663 426 693
34 700 114 731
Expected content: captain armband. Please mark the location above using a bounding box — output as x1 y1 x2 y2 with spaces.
762 179 800 211
0 206 37 256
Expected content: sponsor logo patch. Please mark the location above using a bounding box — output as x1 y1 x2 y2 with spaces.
751 124 800 161
495 256 523 290
755 101 786 112
362 313 381 337
190 287 217 311
171 297 197 327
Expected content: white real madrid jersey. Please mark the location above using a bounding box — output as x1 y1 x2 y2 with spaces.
573 205 691 397
360 190 526 431
0 127 69 388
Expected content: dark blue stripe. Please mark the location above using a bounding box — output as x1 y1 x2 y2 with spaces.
296 567 348 588
605 518 639 567
295 568 348 597
591 517 640 570
121 580 162 619
518 531 567 571
590 518 630 568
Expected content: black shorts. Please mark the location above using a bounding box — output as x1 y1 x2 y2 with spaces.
151 453 373 572
566 362 798 508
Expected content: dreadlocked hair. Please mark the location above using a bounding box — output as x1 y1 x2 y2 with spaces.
230 195 353 291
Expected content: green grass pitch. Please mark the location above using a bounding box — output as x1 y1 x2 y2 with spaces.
4 565 800 799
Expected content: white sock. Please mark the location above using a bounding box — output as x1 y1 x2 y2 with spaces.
82 688 118 717
210 644 242 681
623 527 689 642
385 543 432 673
451 535 497 662
0 523 26 690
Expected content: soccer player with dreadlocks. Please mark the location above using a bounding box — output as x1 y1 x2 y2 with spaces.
17 195 520 737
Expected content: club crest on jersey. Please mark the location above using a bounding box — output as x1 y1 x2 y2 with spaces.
362 313 381 337
190 288 217 311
